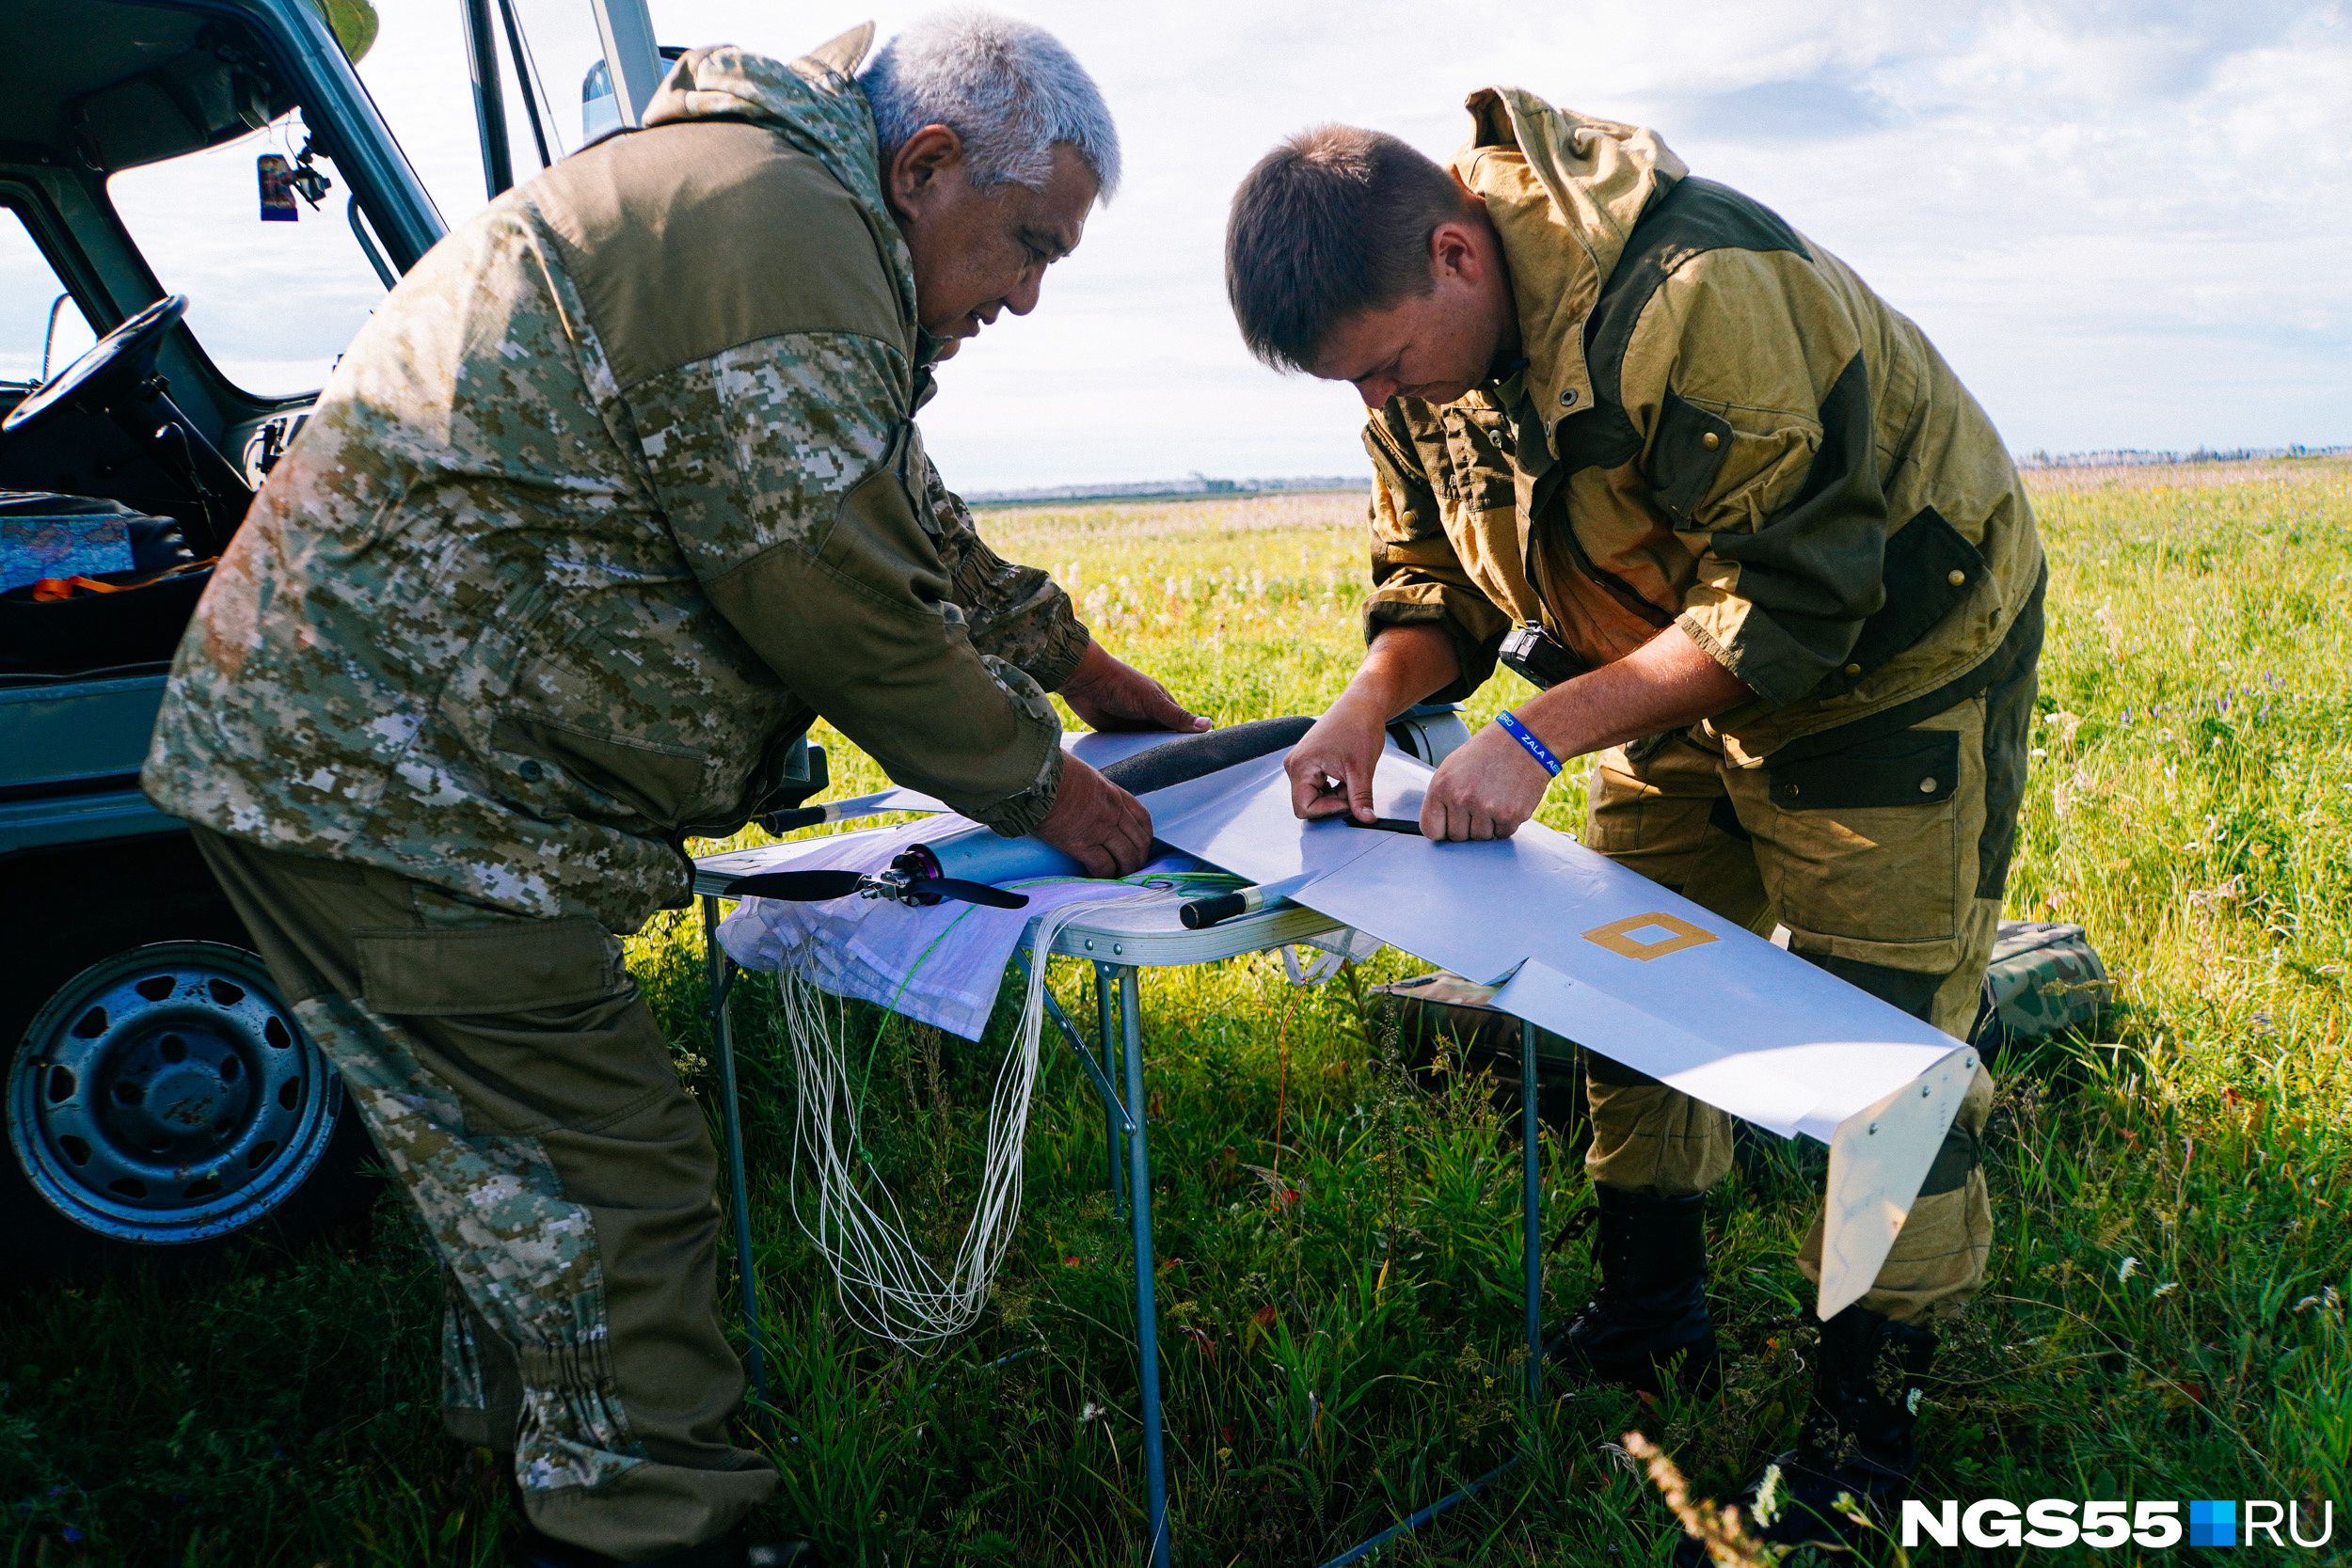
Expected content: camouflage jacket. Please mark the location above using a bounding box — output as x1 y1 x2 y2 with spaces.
144 29 1088 931
1365 88 2044 765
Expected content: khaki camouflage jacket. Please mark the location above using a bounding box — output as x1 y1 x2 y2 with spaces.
1365 87 2044 765
145 29 1089 931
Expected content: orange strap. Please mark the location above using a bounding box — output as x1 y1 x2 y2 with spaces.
26 556 218 602
31 576 125 601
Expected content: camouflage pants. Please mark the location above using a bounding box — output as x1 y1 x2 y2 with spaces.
194 829 774 1559
1581 667 2033 1323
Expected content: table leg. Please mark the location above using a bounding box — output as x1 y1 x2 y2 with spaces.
1017 952 1133 1131
1097 960 1128 1217
702 895 769 1418
1522 1018 1541 1405
1116 965 1171 1568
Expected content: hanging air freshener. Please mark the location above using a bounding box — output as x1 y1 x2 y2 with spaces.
258 153 298 221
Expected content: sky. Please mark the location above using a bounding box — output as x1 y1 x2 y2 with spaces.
11 0 2347 491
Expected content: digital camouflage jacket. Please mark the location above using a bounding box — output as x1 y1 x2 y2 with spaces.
145 29 1088 931
1364 87 2044 765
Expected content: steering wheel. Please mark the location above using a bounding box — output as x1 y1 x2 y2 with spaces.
2 293 187 438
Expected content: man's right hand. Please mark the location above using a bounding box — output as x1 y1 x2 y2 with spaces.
1034 756 1152 877
1286 625 1462 822
1285 694 1388 822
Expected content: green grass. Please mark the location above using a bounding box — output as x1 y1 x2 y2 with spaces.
8 459 2352 1565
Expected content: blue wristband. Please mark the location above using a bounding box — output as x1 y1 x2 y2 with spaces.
1494 709 1563 776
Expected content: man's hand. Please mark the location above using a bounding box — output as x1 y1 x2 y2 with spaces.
1285 692 1389 821
1286 623 1462 822
1034 756 1152 877
1418 721 1550 840
1421 626 1756 841
1060 639 1212 734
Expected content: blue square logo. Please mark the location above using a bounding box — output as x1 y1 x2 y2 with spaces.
2190 1499 2237 1547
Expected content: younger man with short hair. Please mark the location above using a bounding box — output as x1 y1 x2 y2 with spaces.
1226 95 2042 1554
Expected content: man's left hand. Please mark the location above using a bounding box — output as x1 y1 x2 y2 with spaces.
1419 721 1550 840
1061 640 1212 734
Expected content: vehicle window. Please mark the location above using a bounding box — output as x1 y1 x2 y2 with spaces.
0 211 98 388
105 107 389 400
351 0 597 229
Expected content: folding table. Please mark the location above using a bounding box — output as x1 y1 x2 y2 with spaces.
691 857 1549 1568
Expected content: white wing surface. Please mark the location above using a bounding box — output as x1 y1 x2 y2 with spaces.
1135 747 1980 1318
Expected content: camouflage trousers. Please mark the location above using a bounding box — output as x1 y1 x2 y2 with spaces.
194 829 774 1560
1580 665 2034 1323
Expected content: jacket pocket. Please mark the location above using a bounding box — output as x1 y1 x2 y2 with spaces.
897 420 943 543
1646 389 1734 525
490 713 721 828
1816 506 1985 696
817 421 954 608
355 917 625 1015
1767 729 1959 810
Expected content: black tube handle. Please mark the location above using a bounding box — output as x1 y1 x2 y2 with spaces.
1178 892 1248 931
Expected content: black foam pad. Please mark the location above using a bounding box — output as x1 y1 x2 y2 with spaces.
1098 716 1314 797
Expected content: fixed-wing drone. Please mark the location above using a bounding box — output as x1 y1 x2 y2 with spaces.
715 719 1978 1319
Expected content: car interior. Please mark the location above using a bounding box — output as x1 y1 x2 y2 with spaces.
0 0 387 678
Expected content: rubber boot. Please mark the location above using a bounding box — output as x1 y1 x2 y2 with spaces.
1549 1184 1720 1399
1675 1305 1936 1564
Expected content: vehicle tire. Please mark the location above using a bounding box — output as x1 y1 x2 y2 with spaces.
2 879 375 1276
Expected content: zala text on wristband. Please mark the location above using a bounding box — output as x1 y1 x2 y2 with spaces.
1494 709 1563 776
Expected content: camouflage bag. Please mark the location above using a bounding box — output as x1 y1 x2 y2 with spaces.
1970 919 2111 1048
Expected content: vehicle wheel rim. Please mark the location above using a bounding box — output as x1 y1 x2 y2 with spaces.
8 942 342 1244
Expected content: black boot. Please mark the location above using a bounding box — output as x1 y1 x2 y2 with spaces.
1549 1184 1720 1399
1677 1306 1936 1563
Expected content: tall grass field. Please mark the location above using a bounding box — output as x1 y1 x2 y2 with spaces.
6 458 2350 1565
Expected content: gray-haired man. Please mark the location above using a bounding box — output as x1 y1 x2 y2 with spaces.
143 14 1192 1566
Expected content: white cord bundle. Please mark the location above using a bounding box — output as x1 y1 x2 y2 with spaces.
775 892 1171 1350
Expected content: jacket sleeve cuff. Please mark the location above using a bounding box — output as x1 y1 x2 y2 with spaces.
1365 594 1501 702
1676 603 1823 708
1029 611 1092 693
962 729 1064 838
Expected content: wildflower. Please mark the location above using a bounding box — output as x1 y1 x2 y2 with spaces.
1626 1432 1774 1566
2118 1256 2142 1282
2186 880 2240 913
2153 1282 2180 1298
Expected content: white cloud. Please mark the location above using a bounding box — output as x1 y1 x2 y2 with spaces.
209 1 2352 481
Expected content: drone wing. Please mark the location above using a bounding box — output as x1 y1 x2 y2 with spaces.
1134 746 1978 1321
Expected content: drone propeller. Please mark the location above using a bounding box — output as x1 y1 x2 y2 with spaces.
723 869 1030 911
723 870 866 900
928 878 1030 910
